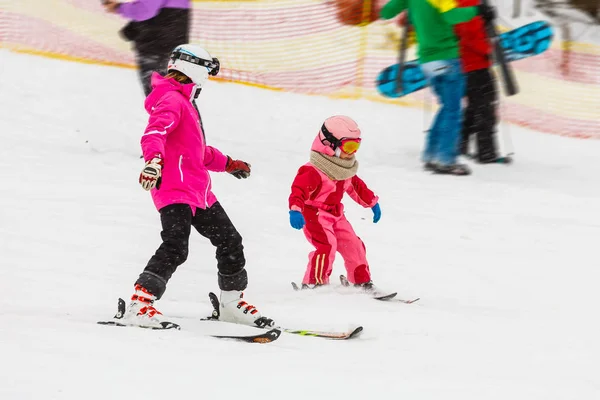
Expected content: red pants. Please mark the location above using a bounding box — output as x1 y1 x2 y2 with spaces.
302 208 371 285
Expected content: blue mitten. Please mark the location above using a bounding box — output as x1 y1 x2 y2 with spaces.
372 203 381 223
289 210 305 230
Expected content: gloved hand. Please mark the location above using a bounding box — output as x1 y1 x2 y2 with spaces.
226 156 251 179
139 156 163 191
372 203 381 223
477 4 496 23
289 210 305 230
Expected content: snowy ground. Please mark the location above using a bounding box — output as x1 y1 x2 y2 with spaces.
1 50 599 399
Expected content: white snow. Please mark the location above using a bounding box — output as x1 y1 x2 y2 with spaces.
1 50 599 399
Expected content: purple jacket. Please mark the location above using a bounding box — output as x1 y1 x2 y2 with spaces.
141 73 228 212
119 0 190 22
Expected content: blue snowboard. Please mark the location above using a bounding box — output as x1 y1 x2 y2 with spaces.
376 21 554 98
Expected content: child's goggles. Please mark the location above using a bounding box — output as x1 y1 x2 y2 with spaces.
320 124 362 155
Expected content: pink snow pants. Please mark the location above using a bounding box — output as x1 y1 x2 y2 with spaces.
302 207 371 285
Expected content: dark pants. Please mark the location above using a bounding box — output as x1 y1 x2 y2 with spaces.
460 68 499 162
136 202 248 299
136 52 171 96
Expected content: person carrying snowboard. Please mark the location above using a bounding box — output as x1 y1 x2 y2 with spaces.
381 0 496 175
121 44 275 329
288 116 384 295
454 0 504 164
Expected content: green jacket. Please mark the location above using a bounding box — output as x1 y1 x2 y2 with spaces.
381 0 479 63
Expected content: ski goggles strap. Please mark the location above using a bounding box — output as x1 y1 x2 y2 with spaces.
171 51 220 76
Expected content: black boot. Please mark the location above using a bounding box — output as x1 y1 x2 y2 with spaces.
434 163 472 176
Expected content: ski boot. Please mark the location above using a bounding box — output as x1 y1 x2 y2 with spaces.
433 163 471 176
122 284 169 328
423 161 438 172
208 291 275 329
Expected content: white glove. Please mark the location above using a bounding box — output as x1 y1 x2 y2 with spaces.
139 157 163 191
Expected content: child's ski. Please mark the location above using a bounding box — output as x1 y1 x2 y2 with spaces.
340 275 420 304
204 292 363 341
97 298 281 343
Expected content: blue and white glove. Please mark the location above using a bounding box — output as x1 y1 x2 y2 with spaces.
289 210 305 230
371 203 381 223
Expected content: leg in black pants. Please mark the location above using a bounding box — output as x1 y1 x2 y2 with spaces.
460 68 499 162
136 52 171 96
191 202 248 292
137 204 192 299
136 202 247 299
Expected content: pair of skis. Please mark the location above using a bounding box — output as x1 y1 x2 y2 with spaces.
292 275 420 305
97 296 362 344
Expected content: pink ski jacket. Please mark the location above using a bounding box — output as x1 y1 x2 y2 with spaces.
141 73 228 212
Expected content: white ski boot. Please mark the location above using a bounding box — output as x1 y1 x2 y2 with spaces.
216 291 275 328
122 284 168 328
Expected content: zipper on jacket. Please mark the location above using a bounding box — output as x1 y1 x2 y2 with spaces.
178 155 184 182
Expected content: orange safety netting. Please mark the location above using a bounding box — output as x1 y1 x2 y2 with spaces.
1 0 598 138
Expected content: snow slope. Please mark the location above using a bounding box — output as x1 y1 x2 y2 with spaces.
1 50 599 400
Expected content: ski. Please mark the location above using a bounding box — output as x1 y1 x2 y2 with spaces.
97 320 181 330
339 275 397 300
340 275 420 304
204 292 363 341
292 278 406 302
97 298 281 343
284 326 363 340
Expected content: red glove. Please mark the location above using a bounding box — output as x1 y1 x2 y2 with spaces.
226 156 251 179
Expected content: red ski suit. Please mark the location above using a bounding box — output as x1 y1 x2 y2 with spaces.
454 0 492 73
289 163 378 285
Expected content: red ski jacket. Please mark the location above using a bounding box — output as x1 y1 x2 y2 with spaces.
454 0 492 73
289 164 378 218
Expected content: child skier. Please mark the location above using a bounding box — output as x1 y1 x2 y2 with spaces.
288 116 383 293
454 0 503 163
124 44 275 329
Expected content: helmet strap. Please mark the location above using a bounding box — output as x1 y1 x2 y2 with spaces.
320 123 341 150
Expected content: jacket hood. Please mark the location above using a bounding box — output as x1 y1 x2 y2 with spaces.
144 72 196 112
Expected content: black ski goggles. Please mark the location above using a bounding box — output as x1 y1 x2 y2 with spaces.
170 51 220 76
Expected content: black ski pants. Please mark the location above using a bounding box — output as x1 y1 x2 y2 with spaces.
136 52 171 96
136 202 248 299
460 68 499 162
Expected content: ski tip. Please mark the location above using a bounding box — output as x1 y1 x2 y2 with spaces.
291 282 300 291
348 326 364 339
374 292 398 301
253 328 282 343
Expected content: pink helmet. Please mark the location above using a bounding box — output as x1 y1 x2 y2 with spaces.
311 115 362 156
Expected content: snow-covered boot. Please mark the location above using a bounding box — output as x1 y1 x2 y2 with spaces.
218 291 275 328
122 284 167 328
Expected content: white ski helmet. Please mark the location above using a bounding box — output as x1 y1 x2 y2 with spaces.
167 44 220 88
